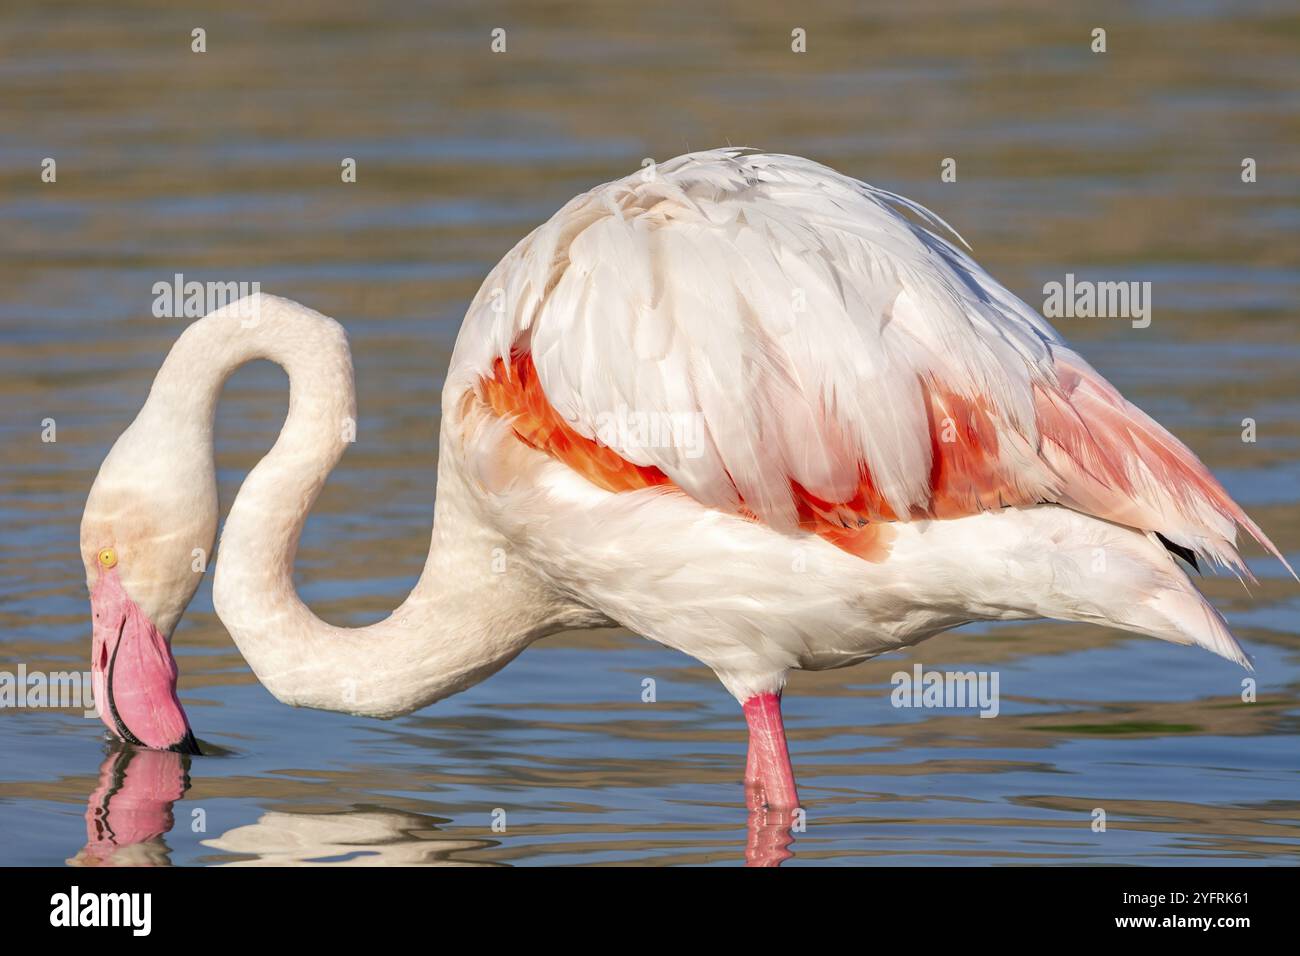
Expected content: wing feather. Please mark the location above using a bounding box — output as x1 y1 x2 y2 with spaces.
450 148 1288 577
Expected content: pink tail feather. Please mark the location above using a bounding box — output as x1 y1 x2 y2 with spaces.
1036 352 1294 582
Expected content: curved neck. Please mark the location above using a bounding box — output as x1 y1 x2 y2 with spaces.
148 295 581 718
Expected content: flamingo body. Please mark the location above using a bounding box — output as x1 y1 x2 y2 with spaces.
80 149 1288 818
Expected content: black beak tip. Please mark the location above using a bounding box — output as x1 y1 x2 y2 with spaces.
170 729 202 756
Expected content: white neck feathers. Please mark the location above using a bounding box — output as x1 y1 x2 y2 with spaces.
140 295 577 718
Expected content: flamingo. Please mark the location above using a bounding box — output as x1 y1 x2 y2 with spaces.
81 148 1290 824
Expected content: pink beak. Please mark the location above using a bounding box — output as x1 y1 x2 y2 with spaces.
90 570 200 754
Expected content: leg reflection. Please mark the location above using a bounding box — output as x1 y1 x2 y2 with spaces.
745 806 798 867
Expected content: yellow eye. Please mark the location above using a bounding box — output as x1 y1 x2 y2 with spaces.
97 548 117 569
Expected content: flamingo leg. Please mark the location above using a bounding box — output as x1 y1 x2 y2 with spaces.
742 692 800 866
742 692 800 811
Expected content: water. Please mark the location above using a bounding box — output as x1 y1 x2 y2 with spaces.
1 0 1298 866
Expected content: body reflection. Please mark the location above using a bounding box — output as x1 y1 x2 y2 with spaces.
202 809 499 866
69 745 189 866
69 746 501 866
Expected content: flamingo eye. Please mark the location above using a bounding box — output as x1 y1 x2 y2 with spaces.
97 547 117 569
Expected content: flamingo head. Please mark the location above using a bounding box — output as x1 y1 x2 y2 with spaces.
80 421 217 755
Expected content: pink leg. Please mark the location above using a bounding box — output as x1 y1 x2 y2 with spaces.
742 692 800 812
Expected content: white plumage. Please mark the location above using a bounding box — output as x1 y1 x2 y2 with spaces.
82 149 1289 814
451 149 1283 576
452 149 1058 524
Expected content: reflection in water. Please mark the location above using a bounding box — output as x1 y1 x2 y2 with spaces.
746 809 797 867
67 745 501 866
69 746 189 867
201 809 499 867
